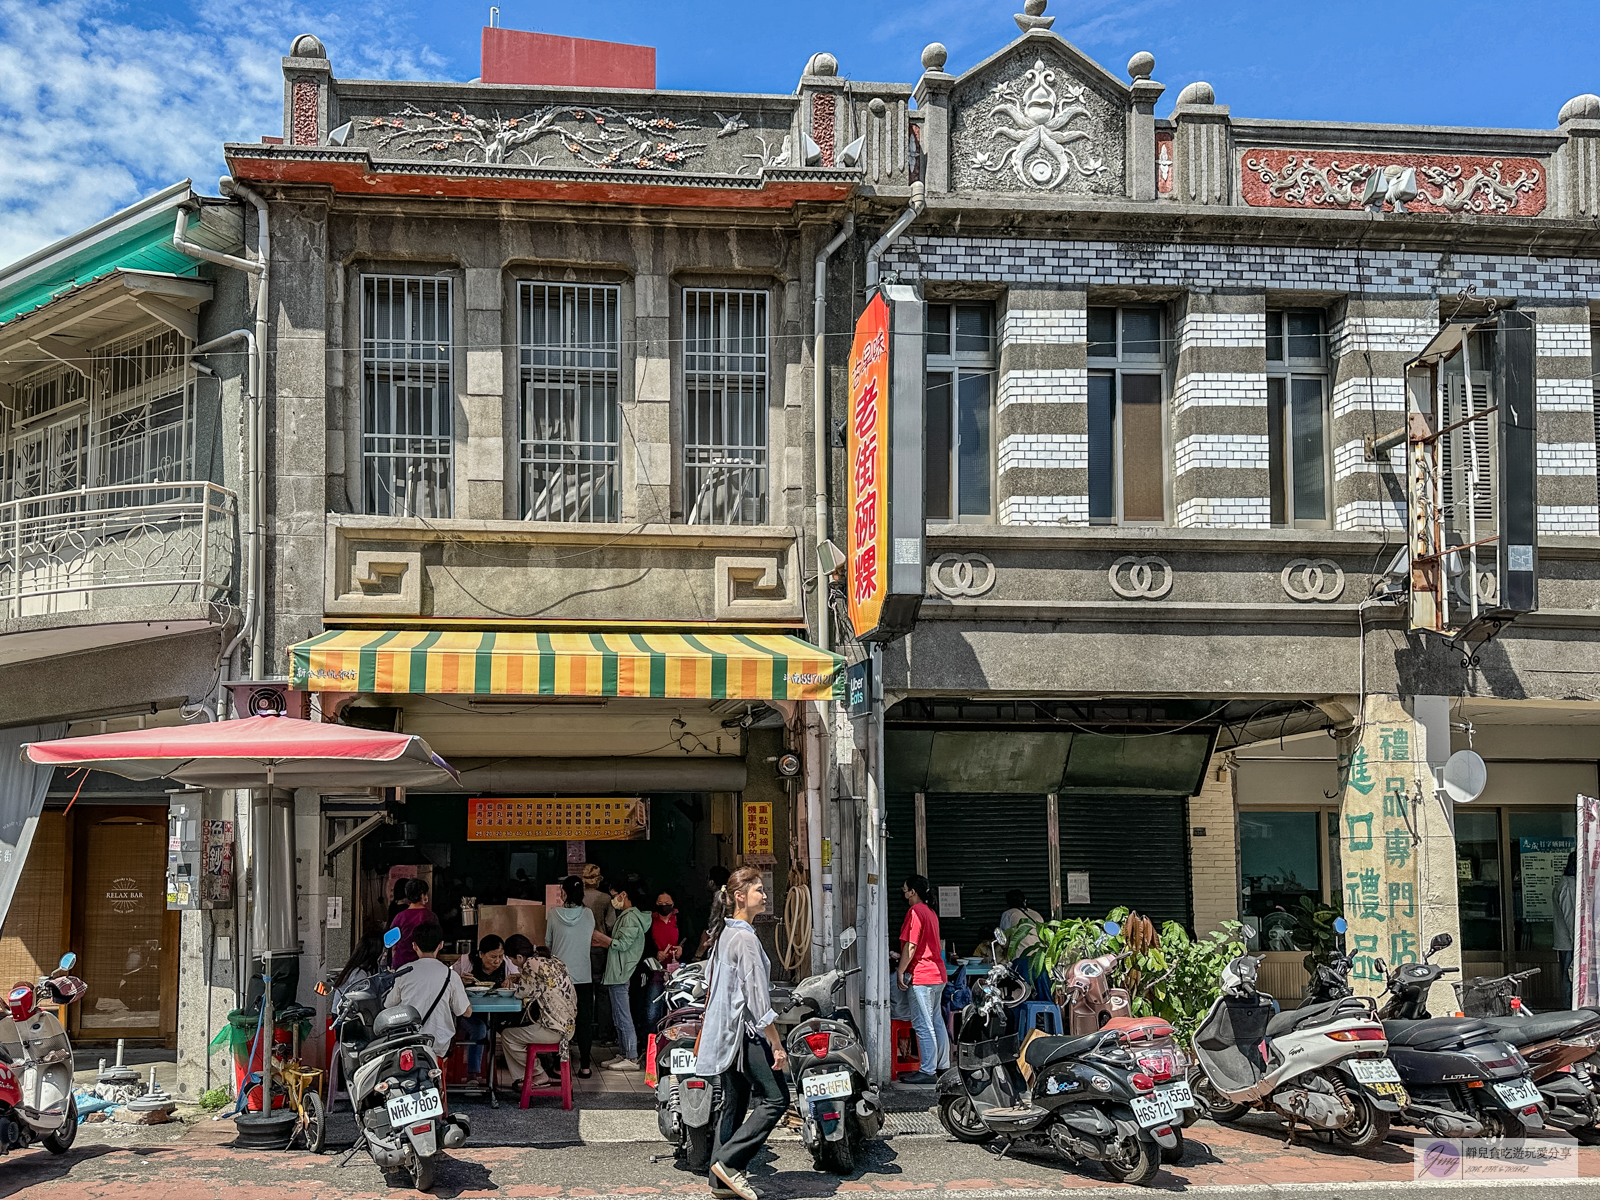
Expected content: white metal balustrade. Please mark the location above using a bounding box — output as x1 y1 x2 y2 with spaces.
0 482 237 620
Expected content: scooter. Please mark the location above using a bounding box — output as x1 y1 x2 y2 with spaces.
0 952 86 1156
650 998 718 1170
781 927 883 1174
330 927 469 1192
1055 921 1198 1145
940 931 1176 1186
1454 967 1600 1140
1187 926 1400 1150
1307 924 1543 1139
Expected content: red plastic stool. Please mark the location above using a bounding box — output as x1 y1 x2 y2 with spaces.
890 1019 921 1080
520 1042 573 1111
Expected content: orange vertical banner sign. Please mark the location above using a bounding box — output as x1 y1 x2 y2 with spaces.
847 292 892 640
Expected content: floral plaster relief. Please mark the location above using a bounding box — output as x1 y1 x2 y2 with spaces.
1242 149 1545 216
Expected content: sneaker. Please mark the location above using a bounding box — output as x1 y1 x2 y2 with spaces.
710 1187 738 1199
605 1056 641 1072
710 1164 758 1200
897 1070 936 1085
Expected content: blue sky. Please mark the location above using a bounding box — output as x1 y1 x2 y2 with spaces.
2 0 1597 264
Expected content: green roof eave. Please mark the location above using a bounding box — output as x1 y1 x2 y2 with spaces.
0 213 206 327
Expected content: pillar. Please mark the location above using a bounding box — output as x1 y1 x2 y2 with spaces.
996 285 1088 525
462 267 507 519
1172 293 1269 528
1530 304 1600 534
1188 757 1240 937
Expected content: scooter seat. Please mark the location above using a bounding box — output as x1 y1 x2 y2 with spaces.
1383 1018 1494 1049
1101 1016 1174 1042
1266 997 1369 1039
1477 1010 1600 1045
1021 1030 1105 1073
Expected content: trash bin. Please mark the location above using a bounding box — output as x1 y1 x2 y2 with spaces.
210 1010 310 1110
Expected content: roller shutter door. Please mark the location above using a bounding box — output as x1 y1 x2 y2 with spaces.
1058 794 1191 927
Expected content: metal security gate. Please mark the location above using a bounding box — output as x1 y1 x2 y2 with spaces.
1058 795 1191 927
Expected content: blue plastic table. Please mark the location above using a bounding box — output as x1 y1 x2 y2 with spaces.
462 989 523 1108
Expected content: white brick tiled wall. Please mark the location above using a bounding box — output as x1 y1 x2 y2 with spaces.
1002 308 1087 346
1000 494 1089 525
1538 505 1600 533
1331 317 1436 356
1176 497 1272 528
1334 439 1402 480
1172 372 1267 414
998 367 1087 408
1332 376 1406 419
1174 434 1268 474
1537 322 1591 357
1336 499 1407 530
1178 311 1263 351
1537 442 1599 476
1537 378 1595 412
998 432 1087 472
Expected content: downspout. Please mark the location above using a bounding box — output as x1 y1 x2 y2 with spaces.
220 178 270 683
864 181 925 291
810 214 852 974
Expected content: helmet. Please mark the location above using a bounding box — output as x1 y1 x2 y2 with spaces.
43 977 86 1004
1220 955 1260 998
988 963 1031 1008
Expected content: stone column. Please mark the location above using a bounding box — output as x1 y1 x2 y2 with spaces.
628 269 673 524
282 35 333 147
1171 293 1268 528
1551 97 1600 217
175 788 243 1100
1124 55 1164 202
995 285 1088 525
1530 305 1600 534
1170 84 1230 206
912 49 954 193
1188 758 1240 937
462 267 507 520
1329 297 1438 531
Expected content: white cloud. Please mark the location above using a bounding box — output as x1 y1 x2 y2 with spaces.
0 0 447 266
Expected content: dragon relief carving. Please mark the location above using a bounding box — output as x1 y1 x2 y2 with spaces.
1243 150 1543 215
972 59 1106 189
368 103 707 171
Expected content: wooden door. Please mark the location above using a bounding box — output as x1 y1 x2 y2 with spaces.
71 810 176 1044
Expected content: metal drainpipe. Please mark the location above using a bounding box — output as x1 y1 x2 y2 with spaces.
865 182 925 291
810 213 852 974
220 178 270 682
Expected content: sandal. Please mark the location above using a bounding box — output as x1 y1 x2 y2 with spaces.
578 1066 593 1078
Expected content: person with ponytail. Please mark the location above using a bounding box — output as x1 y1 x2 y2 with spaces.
697 867 787 1200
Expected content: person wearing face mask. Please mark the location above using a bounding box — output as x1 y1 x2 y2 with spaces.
644 892 683 1030
601 882 652 1069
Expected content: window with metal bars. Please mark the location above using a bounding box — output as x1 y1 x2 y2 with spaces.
682 289 767 525
519 283 621 522
93 328 192 503
362 275 453 517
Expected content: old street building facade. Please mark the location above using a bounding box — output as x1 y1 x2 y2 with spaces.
6 2 1600 1090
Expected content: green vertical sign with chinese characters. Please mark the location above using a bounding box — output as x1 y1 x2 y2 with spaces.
1337 696 1426 997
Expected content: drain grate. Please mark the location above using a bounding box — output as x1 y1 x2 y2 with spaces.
883 1109 941 1137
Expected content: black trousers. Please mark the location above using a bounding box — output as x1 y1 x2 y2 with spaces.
710 1036 789 1175
573 982 596 1068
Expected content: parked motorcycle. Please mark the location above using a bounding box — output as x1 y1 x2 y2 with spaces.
650 989 717 1170
1304 923 1543 1139
1187 932 1400 1150
330 927 469 1191
0 952 86 1156
940 931 1176 1186
1453 967 1600 1140
780 927 883 1174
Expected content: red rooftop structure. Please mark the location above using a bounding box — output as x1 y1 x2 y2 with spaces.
481 26 655 89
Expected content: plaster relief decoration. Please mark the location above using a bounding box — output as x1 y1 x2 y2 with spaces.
1242 149 1545 216
1108 555 1173 600
951 50 1125 195
1280 558 1346 602
1155 129 1174 194
929 552 997 598
369 103 708 171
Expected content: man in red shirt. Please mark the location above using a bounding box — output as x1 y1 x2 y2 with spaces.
896 874 949 1084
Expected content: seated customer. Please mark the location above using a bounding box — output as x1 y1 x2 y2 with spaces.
499 949 578 1091
385 918 472 1060
503 934 536 971
452 933 519 985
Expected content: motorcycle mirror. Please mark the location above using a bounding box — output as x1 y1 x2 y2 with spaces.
993 927 1005 944
1240 923 1258 941
1332 917 1348 935
1428 933 1453 954
1102 921 1121 937
1373 957 1387 976
837 927 857 950
57 952 77 972
383 927 403 949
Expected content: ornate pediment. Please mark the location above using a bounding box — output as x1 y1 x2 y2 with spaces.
949 37 1127 196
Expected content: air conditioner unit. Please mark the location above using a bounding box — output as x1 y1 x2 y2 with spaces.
226 680 308 720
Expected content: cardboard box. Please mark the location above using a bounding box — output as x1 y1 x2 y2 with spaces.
478 902 546 948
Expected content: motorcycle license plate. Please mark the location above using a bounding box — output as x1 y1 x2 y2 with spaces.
1349 1059 1401 1085
386 1088 444 1125
670 1049 697 1075
1160 1080 1194 1109
1130 1092 1177 1129
1494 1078 1542 1109
802 1070 853 1100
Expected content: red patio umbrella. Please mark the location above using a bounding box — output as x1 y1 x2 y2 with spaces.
21 715 459 1126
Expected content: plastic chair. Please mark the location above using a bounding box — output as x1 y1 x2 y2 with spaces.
890 1019 922 1080
520 1042 573 1111
1016 1000 1063 1036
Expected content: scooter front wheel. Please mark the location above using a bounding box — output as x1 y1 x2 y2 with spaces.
43 1095 78 1154
938 1095 995 1144
1187 1066 1247 1123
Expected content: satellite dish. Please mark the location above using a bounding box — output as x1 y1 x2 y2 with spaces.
1442 750 1487 804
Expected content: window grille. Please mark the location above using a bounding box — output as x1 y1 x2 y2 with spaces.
519 284 621 521
92 328 191 504
362 275 453 517
683 289 767 525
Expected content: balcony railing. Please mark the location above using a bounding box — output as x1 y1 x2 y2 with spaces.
0 482 237 621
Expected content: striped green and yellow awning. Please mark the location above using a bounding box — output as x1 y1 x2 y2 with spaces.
288 630 844 701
